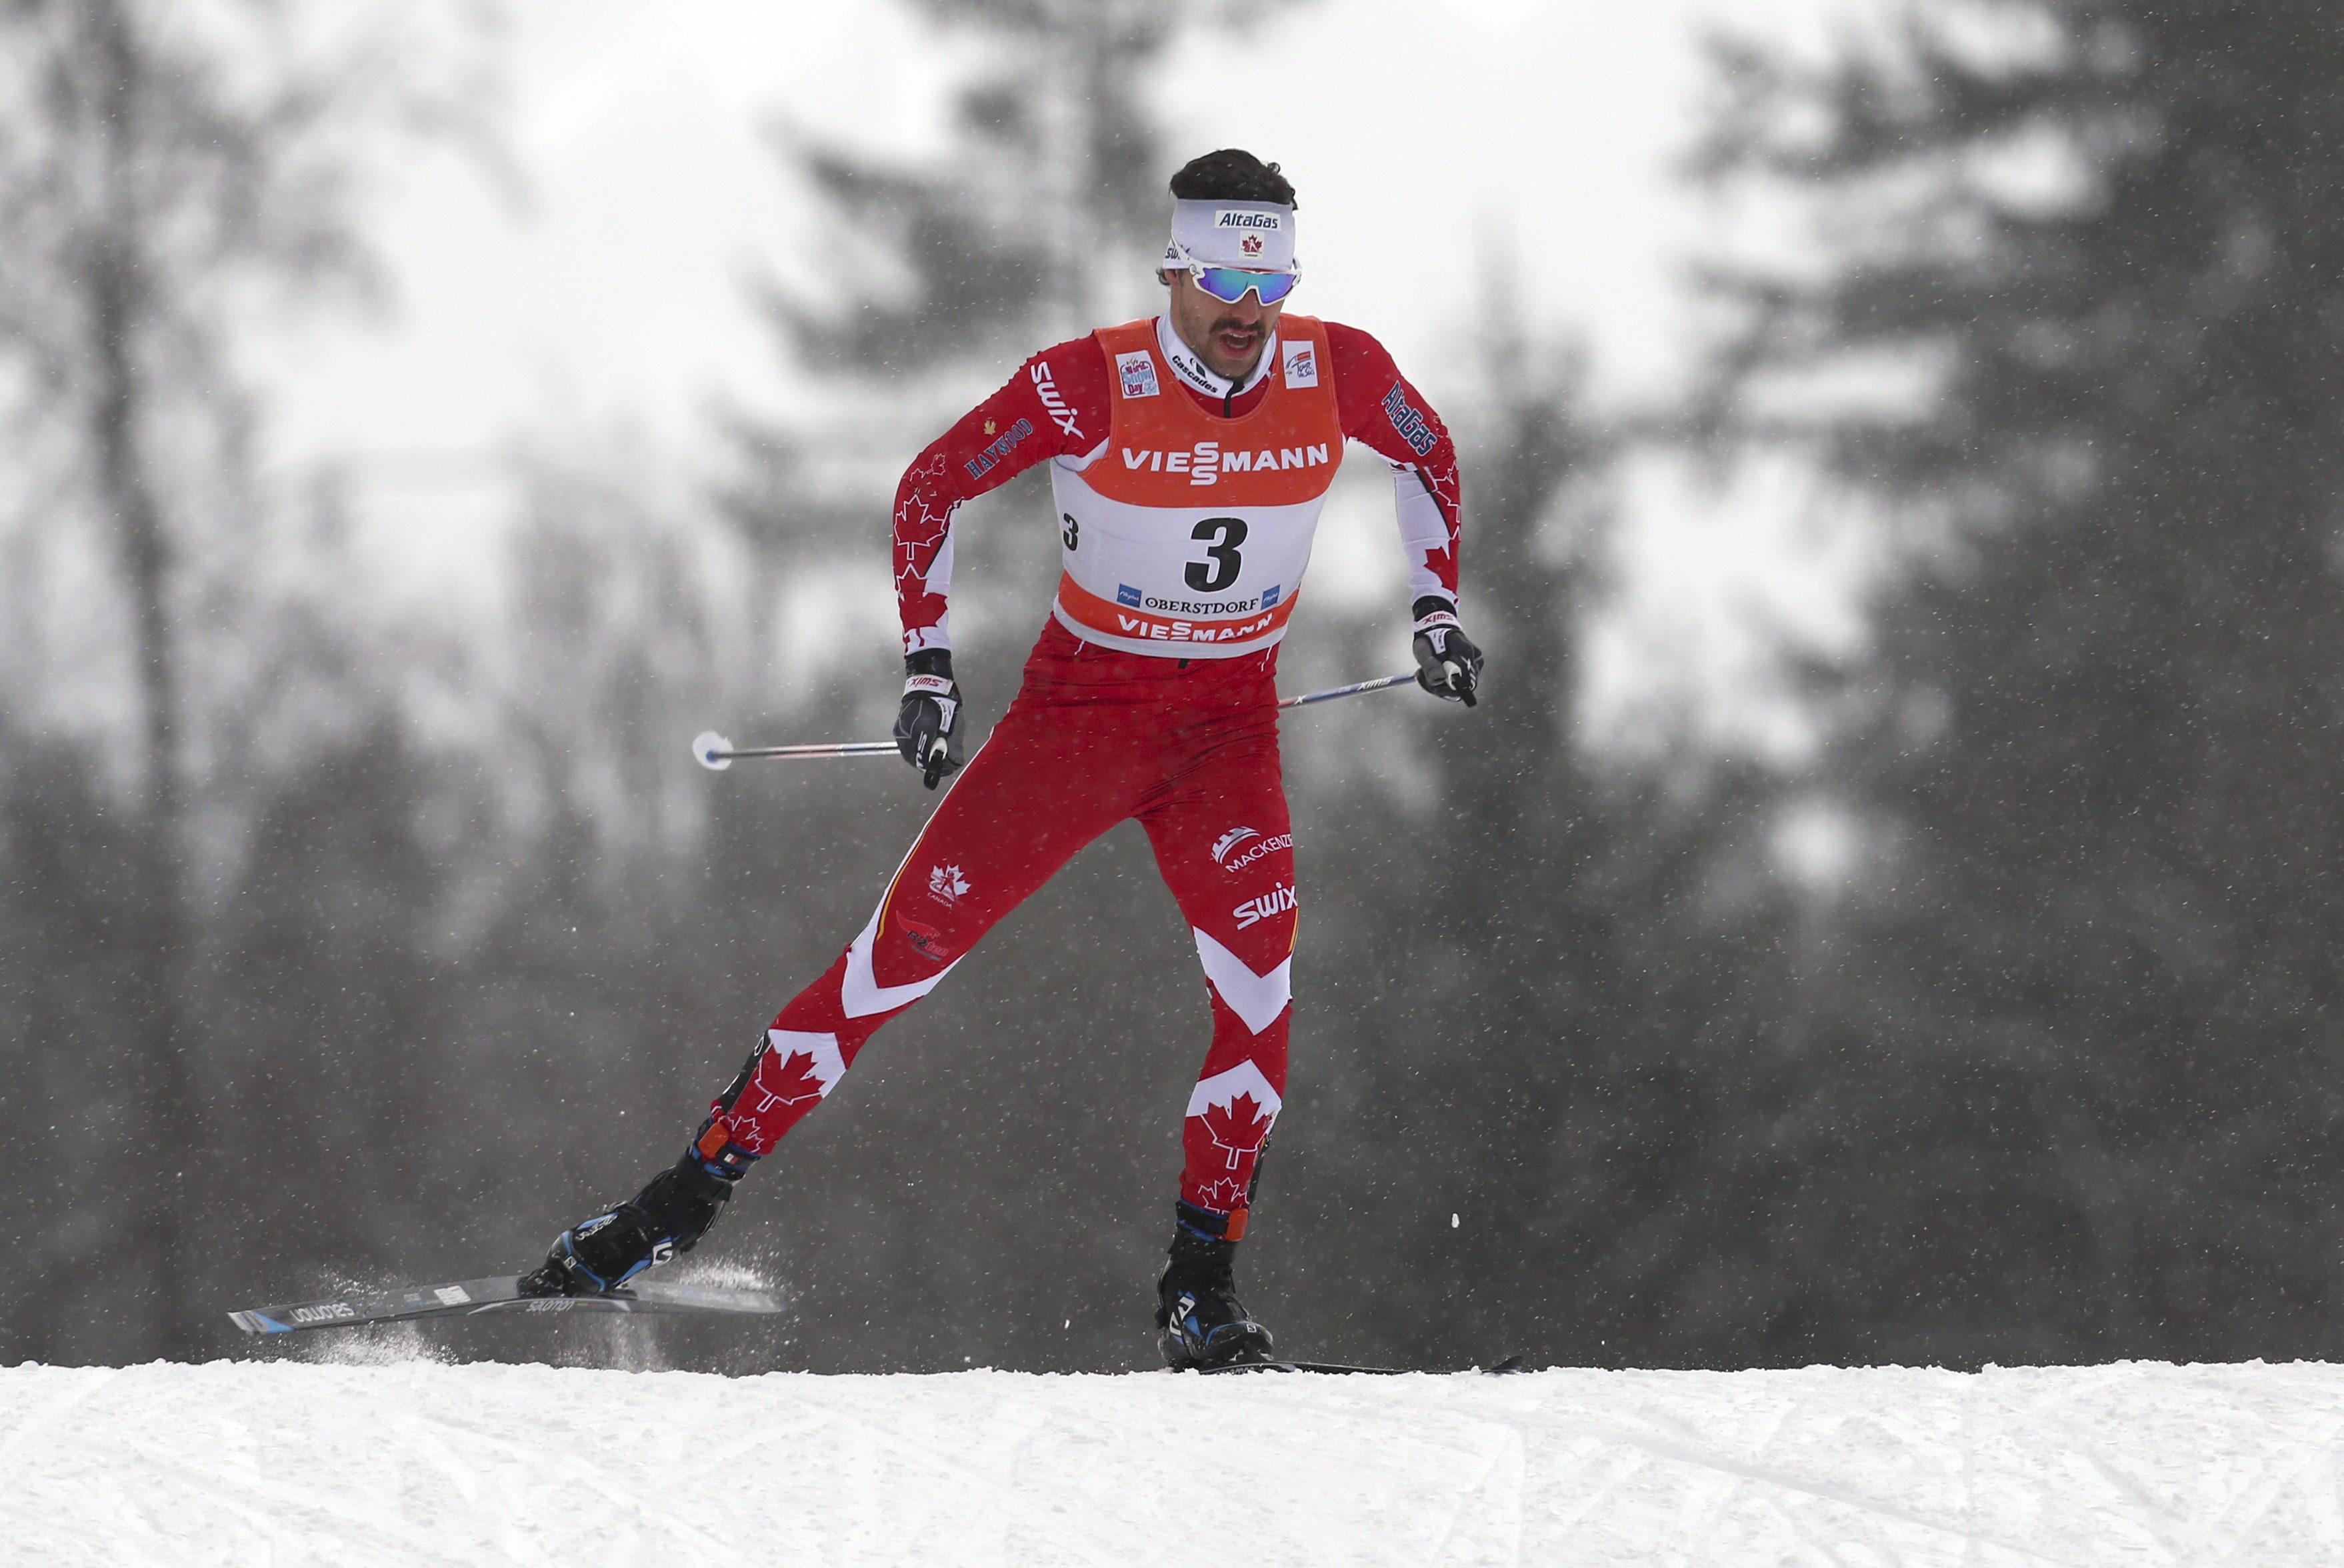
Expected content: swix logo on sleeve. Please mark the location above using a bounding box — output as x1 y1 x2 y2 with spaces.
963 417 1034 481
1216 210 1283 231
1233 882 1297 929
1119 441 1330 486
1382 384 1438 456
1031 361 1082 439
1116 351 1159 398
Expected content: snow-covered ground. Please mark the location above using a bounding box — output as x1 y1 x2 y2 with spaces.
5 1357 2340 1566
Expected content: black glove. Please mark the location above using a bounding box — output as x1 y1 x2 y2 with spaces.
1411 597 1483 707
893 648 966 789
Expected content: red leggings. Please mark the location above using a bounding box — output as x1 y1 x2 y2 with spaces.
709 621 1297 1223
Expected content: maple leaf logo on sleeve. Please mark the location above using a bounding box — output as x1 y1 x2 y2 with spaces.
1198 1090 1274 1171
748 1050 830 1114
893 453 956 639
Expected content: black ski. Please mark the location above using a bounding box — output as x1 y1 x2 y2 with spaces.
1199 1353 1529 1377
228 1273 783 1335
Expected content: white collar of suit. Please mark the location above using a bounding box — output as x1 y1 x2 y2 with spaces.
1155 315 1279 401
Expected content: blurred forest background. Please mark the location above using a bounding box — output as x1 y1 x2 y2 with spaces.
7 0 2344 1374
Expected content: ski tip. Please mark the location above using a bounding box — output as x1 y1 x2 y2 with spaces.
625 1279 789 1315
1485 1354 1529 1375
228 1310 292 1335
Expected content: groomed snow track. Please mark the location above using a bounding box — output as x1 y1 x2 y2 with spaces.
5 1359 2341 1565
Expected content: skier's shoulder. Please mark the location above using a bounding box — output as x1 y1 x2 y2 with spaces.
967 333 1113 455
1315 319 1401 384
1011 332 1116 415
1311 319 1437 444
1017 328 1115 367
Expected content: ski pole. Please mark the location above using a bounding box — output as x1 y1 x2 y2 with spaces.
691 735 896 771
1274 670 1416 709
692 670 1417 771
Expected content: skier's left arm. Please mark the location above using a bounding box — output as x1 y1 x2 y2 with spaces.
890 337 1115 785
1327 322 1482 705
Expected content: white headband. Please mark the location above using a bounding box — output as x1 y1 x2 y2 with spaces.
1165 197 1297 273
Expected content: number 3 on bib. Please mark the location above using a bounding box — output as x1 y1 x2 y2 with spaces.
1045 315 1341 657
1187 517 1248 593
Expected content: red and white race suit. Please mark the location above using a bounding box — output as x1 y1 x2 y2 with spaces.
710 313 1461 1231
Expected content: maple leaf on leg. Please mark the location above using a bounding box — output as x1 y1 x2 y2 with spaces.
748 1050 829 1115
1197 1091 1274 1171
1193 1175 1252 1212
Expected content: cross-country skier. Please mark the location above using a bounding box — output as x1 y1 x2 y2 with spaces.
523 149 1482 1369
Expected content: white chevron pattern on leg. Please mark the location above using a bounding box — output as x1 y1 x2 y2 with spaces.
1190 927 1293 1035
841 909 961 1019
1185 1058 1284 1119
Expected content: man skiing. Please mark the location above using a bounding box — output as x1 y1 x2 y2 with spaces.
525 149 1482 1370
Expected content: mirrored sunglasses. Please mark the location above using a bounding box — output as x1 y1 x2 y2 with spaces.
1191 265 1299 306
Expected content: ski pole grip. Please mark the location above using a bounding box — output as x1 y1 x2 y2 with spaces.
1445 660 1477 707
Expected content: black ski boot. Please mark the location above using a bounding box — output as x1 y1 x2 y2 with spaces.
520 1123 755 1297
1156 1202 1276 1369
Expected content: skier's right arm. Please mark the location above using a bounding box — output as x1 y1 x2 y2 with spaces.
890 339 1112 786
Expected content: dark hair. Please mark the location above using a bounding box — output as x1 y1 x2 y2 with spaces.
1169 149 1297 209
